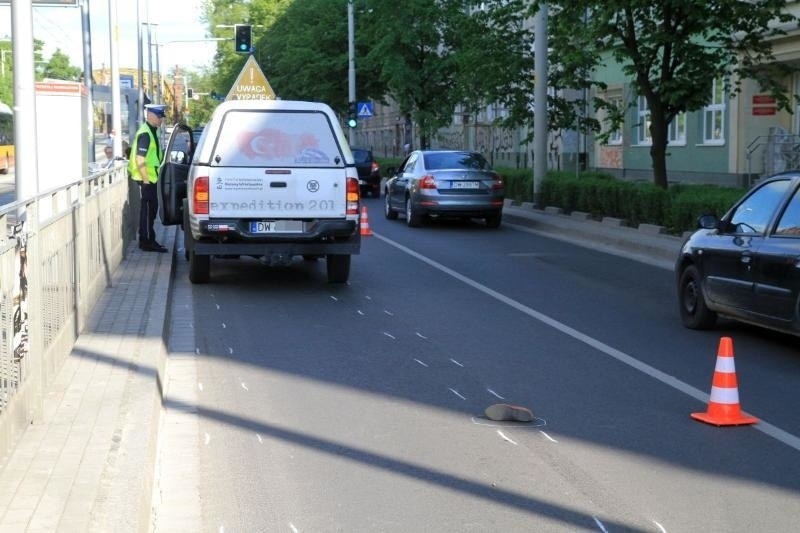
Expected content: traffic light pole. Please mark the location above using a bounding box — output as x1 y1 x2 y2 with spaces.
347 0 355 145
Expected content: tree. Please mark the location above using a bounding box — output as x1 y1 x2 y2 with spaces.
259 0 384 113
41 48 81 81
540 0 798 189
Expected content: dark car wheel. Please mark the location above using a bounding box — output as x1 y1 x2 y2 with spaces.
405 196 423 227
678 264 717 329
385 192 398 220
485 211 502 229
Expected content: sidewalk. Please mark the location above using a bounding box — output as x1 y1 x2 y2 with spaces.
0 224 176 533
502 201 684 270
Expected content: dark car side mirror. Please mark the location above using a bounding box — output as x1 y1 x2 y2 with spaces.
697 214 720 230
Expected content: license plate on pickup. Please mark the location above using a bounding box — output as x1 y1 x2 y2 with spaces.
249 220 304 233
452 181 480 189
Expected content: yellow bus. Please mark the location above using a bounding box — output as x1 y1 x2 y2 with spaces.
0 101 13 174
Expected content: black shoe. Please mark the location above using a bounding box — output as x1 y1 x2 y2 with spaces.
141 241 167 253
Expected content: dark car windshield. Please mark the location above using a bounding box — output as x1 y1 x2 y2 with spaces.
424 152 491 171
351 149 372 164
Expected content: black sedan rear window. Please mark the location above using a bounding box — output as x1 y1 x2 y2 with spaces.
351 149 372 163
424 152 491 171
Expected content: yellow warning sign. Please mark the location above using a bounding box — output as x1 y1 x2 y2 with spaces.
226 55 277 101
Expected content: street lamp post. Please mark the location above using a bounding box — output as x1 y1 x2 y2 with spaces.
348 0 355 145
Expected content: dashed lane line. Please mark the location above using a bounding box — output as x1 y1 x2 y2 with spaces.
374 232 800 453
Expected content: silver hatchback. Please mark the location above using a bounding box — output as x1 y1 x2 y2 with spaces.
384 150 505 228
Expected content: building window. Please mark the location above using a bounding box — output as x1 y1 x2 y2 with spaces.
637 96 651 145
703 78 725 144
668 113 686 145
607 97 623 145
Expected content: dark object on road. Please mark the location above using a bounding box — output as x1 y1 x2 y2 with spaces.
384 150 504 228
675 172 800 338
352 147 381 198
485 403 534 422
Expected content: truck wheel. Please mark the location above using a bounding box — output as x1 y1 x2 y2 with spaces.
326 254 350 283
189 249 211 284
186 226 210 284
182 201 190 261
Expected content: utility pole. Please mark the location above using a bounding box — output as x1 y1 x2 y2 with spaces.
533 3 548 207
347 0 355 145
108 0 122 156
82 0 94 163
11 0 39 205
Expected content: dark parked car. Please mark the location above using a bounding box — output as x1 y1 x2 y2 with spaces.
351 147 381 197
676 172 800 337
383 150 505 228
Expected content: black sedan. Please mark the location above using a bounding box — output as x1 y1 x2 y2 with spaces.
351 147 381 198
676 172 800 337
383 150 505 228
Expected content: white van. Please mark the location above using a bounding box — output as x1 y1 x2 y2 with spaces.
158 100 361 284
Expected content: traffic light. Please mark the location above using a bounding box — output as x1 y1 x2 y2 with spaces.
234 24 252 54
347 101 357 128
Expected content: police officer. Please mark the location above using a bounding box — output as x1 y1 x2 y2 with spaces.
129 104 167 252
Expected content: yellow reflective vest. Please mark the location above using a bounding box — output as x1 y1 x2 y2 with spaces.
128 123 161 183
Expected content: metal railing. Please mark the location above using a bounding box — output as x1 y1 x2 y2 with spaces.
0 164 136 462
746 132 800 184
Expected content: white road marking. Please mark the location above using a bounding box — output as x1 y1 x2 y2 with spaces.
487 388 505 400
198 382 203 391
497 430 518 445
375 233 800 452
413 358 429 367
204 433 210 445
289 524 299 533
416 332 428 340
357 310 365 316
257 434 263 444
241 382 249 391
383 332 396 340
215 303 220 310
330 295 338 301
228 347 234 355
593 516 609 532
195 348 200 355
449 388 466 400
449 358 464 367
540 431 559 443
653 520 667 533
384 309 394 316
365 295 372 300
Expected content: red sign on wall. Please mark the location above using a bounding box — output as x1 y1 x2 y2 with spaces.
752 94 776 105
752 106 777 116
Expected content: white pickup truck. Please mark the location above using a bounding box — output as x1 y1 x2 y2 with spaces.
158 100 361 283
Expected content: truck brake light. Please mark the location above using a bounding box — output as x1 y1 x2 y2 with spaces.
346 177 360 215
194 176 209 215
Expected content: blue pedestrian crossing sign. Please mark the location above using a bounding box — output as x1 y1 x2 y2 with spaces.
357 101 373 118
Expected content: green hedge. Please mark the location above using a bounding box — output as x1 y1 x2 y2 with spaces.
499 168 746 235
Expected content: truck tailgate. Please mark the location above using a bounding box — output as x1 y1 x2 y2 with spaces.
208 168 347 219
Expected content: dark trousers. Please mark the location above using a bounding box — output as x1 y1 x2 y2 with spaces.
138 182 158 243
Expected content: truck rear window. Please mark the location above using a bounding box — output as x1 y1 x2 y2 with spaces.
211 110 344 168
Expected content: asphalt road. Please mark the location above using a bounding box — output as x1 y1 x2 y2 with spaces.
155 196 799 533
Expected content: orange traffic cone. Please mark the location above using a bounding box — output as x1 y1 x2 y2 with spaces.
360 206 373 236
691 337 757 426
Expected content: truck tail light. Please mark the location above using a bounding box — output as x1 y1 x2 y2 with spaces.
194 176 209 215
346 177 359 214
419 175 437 189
